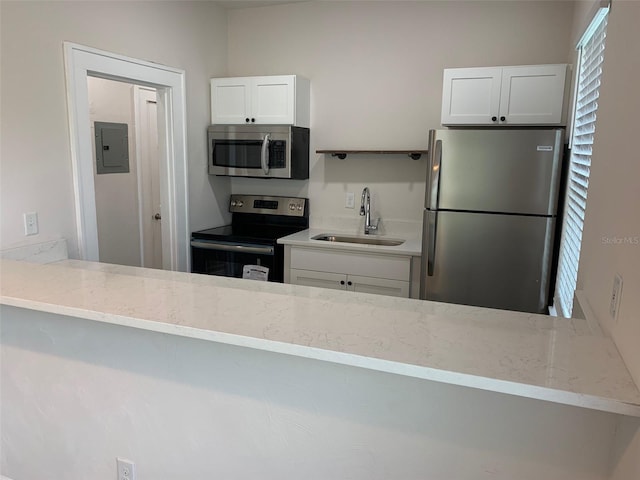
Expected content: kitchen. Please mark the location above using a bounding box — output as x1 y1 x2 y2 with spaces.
1 1 639 479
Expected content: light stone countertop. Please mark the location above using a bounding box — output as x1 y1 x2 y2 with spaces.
277 228 422 256
1 258 639 417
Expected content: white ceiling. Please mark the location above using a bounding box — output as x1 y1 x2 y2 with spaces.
213 0 308 9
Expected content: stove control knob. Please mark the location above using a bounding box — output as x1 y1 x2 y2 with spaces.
297 205 303 211
230 200 237 207
236 200 244 207
289 203 296 211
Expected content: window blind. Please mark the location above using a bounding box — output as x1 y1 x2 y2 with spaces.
554 10 608 318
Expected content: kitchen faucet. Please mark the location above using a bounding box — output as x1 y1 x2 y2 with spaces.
360 187 379 235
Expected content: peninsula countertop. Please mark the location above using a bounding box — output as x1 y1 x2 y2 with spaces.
1 258 639 417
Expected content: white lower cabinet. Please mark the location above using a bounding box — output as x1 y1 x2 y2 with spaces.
285 246 412 298
290 269 410 297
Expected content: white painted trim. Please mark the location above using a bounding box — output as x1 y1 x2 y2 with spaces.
63 42 189 271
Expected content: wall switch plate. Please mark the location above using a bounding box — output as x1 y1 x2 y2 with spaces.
24 212 38 236
117 457 135 480
609 273 623 321
345 192 355 209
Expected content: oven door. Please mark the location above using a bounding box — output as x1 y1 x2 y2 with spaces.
190 239 283 282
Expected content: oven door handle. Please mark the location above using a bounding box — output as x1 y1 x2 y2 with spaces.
190 240 275 255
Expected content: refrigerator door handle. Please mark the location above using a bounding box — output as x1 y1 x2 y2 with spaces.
429 139 442 209
426 210 437 276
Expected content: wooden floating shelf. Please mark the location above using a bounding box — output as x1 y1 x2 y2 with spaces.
316 150 428 160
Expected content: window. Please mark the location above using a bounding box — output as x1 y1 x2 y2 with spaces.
554 7 609 317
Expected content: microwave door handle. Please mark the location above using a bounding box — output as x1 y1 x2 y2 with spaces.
261 133 271 174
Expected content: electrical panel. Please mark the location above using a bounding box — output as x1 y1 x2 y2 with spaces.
95 121 129 174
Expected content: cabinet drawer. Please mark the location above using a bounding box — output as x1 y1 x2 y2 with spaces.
290 247 410 281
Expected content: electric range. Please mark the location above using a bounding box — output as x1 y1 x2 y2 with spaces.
191 194 309 282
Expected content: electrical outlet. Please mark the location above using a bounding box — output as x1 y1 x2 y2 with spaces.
609 273 623 321
23 212 38 236
345 192 355 209
117 457 135 480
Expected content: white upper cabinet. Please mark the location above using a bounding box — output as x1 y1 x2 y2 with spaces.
441 64 568 126
210 75 310 127
441 67 503 125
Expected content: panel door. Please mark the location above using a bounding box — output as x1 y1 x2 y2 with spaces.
499 65 567 125
210 78 251 124
349 275 410 298
290 269 347 291
422 210 555 313
252 75 295 124
441 67 502 125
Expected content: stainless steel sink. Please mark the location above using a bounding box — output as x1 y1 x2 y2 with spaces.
312 234 405 246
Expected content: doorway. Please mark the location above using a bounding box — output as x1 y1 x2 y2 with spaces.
64 42 189 271
87 78 162 269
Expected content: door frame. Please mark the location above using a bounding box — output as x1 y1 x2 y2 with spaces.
63 42 189 271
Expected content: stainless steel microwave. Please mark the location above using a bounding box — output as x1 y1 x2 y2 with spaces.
207 125 309 179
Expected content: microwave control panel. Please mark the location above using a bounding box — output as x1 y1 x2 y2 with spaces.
269 140 286 168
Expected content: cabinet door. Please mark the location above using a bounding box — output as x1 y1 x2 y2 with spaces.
441 67 502 125
290 247 411 281
499 65 567 125
210 78 251 124
348 275 410 298
290 269 347 291
252 75 295 124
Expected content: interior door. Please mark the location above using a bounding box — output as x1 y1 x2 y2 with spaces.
423 210 555 313
137 86 162 269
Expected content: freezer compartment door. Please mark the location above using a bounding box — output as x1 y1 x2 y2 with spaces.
421 210 555 313
427 129 563 215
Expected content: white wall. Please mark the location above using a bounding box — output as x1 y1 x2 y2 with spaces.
574 0 640 388
566 2 640 478
225 0 575 232
88 77 142 267
0 1 231 259
1 305 621 480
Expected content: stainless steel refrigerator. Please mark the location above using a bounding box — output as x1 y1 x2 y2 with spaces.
420 129 564 313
